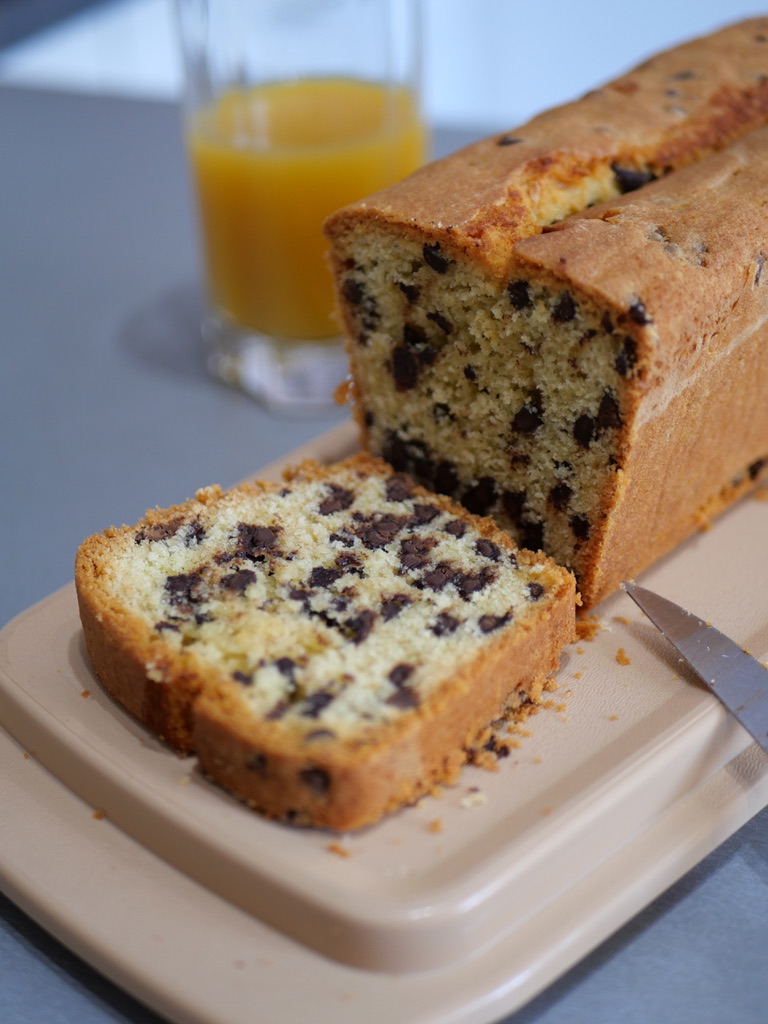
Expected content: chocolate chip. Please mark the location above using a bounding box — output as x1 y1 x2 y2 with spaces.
456 566 496 598
421 564 455 590
553 292 577 322
527 582 545 601
399 534 437 569
434 460 459 495
482 735 511 758
398 281 420 302
749 457 768 480
601 311 615 333
475 538 500 560
329 528 356 548
266 699 289 720
426 310 453 334
497 134 524 145
519 519 544 551
423 243 451 274
403 322 428 347
507 279 531 310
512 390 544 433
341 278 364 305
154 620 180 632
463 477 497 515
464 365 478 381
389 663 414 687
386 687 419 709
573 414 596 448
186 520 206 546
597 391 622 430
411 503 440 525
275 657 297 680
319 486 354 515
357 514 407 549
345 609 375 643
385 474 414 502
614 337 638 376
164 571 204 607
548 482 573 511
221 568 257 594
236 523 278 559
612 164 656 193
432 401 455 424
570 514 591 540
300 767 331 796
288 585 312 607
432 612 460 636
444 519 467 538
381 593 412 620
479 612 511 633
246 752 268 775
135 518 183 543
334 551 363 575
628 300 653 324
392 344 419 391
381 433 435 485
309 566 344 588
502 490 526 522
301 691 335 718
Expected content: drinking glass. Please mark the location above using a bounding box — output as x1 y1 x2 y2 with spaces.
175 0 427 411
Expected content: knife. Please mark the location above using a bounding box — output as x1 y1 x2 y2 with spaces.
622 581 768 751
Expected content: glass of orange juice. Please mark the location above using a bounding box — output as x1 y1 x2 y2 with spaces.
174 0 428 411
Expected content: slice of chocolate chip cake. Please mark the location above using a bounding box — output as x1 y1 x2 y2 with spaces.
75 454 575 830
325 20 768 608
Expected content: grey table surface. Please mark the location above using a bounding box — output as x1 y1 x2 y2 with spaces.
1 83 767 1024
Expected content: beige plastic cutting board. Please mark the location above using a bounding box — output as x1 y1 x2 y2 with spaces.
1 421 767 1021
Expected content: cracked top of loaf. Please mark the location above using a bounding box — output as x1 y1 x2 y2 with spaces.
514 124 768 414
325 17 768 278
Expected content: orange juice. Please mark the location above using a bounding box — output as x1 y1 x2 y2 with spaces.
188 78 427 340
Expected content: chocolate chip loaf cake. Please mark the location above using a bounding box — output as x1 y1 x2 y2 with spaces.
75 454 575 830
325 18 768 607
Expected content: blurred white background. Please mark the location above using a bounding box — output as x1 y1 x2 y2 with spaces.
0 0 765 129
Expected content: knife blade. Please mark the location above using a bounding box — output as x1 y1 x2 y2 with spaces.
622 581 768 751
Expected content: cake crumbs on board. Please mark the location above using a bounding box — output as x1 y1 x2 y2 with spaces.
327 841 352 858
616 648 631 666
575 614 602 641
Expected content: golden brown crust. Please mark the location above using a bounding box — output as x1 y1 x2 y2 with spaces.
325 18 768 279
